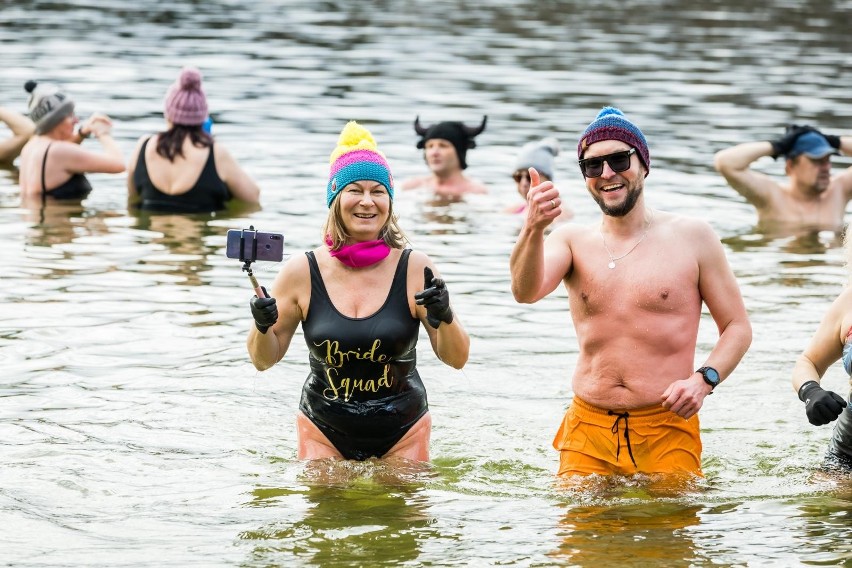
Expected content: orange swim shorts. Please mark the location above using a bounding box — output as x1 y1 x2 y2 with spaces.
552 396 703 477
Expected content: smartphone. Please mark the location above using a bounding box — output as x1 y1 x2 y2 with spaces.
226 228 284 263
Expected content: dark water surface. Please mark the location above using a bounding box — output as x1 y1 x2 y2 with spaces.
2 1 852 566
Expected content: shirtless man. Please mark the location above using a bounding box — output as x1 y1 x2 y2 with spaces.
400 116 488 198
714 125 852 231
510 107 752 477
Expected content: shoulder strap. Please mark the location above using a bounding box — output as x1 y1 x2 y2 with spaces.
41 143 53 207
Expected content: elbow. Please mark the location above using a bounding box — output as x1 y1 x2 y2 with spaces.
250 355 274 372
445 353 468 370
731 319 753 357
439 336 469 370
511 286 537 304
743 324 754 351
712 152 726 174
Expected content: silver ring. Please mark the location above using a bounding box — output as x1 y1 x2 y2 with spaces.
550 199 556 209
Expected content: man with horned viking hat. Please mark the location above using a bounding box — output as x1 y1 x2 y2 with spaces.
401 115 488 198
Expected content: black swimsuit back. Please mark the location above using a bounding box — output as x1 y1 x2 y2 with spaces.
133 137 231 213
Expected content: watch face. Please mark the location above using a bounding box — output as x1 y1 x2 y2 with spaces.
702 367 720 385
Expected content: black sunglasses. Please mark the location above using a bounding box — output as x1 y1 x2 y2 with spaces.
578 148 636 178
512 170 530 183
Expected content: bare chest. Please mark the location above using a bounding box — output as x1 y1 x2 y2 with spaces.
769 186 847 227
568 238 700 317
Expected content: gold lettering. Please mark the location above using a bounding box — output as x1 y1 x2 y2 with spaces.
313 338 389 368
340 377 352 402
322 368 341 400
378 365 393 388
365 340 389 363
320 365 396 402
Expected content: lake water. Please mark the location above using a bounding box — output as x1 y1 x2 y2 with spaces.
2 1 852 566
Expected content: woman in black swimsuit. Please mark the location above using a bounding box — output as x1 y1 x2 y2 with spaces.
126 66 260 213
18 80 125 206
246 121 470 462
792 231 852 470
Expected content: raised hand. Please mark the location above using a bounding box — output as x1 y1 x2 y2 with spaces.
414 267 453 329
769 124 816 159
798 381 847 426
822 131 841 149
250 286 278 333
526 167 562 226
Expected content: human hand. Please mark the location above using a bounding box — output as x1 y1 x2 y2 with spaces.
822 132 841 149
250 286 278 333
525 168 562 227
661 374 709 420
798 381 846 426
81 113 114 138
414 267 453 329
769 124 816 159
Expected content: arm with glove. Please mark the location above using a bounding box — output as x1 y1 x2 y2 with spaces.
246 255 308 371
819 129 852 202
712 126 809 207
413 262 470 369
791 286 852 427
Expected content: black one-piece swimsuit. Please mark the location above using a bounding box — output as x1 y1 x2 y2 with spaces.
299 249 427 460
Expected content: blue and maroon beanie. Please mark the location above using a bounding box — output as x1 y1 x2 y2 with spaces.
578 107 650 176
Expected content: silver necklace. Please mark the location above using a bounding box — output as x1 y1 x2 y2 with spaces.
599 210 654 269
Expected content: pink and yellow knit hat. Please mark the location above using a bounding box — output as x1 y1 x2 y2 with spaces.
164 67 208 126
327 121 393 207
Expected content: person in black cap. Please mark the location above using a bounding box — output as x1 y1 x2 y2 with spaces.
0 106 35 164
401 115 488 198
714 125 852 232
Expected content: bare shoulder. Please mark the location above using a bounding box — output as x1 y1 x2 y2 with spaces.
400 176 430 190
831 283 852 310
213 141 235 162
465 178 488 194
48 139 97 163
129 134 150 158
548 219 590 243
277 250 310 286
823 284 852 339
405 248 433 274
658 211 718 240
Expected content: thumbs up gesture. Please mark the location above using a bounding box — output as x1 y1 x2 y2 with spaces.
414 266 454 329
527 167 562 224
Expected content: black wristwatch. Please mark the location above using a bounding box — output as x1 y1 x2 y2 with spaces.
697 366 721 391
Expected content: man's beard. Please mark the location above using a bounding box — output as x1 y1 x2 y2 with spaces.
590 179 643 217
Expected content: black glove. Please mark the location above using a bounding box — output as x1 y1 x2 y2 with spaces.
769 124 816 159
798 381 846 426
414 267 453 329
249 286 278 333
823 133 841 149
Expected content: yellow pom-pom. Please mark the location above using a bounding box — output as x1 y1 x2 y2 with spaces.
329 121 385 163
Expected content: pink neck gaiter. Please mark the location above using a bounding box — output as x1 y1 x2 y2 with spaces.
325 237 391 268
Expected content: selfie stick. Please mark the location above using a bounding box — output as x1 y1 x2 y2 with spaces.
239 226 267 299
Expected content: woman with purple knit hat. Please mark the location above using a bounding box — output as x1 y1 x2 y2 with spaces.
127 66 259 212
246 121 469 462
